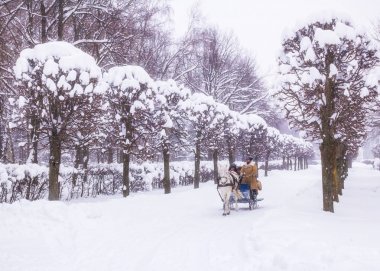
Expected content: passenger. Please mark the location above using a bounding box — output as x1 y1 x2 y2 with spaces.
228 163 239 185
240 156 260 200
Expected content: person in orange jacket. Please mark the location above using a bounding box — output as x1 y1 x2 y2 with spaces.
240 156 260 200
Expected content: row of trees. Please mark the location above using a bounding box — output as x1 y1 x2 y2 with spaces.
277 16 380 212
12 40 314 200
0 0 281 166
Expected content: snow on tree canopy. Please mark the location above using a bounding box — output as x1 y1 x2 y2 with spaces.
267 126 280 138
155 80 190 130
179 93 217 120
240 113 267 131
105 65 157 121
279 17 366 89
14 41 104 97
105 65 154 93
277 12 379 160
314 28 340 46
278 14 378 105
155 79 190 100
282 11 359 41
13 41 107 101
300 37 312 52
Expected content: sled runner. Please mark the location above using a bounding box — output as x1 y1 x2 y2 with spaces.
229 183 263 210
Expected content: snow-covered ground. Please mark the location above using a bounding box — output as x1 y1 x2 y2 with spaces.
1 162 380 271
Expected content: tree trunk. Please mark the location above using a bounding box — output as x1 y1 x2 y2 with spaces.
282 156 286 169
294 156 297 171
57 0 64 40
226 136 234 165
319 50 337 212
122 151 130 197
194 131 201 189
79 146 90 198
299 158 303 170
335 143 345 196
31 136 38 163
163 144 171 194
27 115 40 163
82 146 89 182
213 148 218 184
72 145 82 187
26 0 34 46
48 131 61 200
122 112 133 197
286 157 289 170
264 152 269 177
0 119 3 162
332 156 339 203
320 141 335 212
107 147 113 164
40 2 47 43
5 127 15 163
347 157 353 168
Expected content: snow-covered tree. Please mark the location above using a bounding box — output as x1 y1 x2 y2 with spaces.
206 102 233 183
179 93 222 188
299 141 314 169
277 15 379 212
105 65 157 197
239 114 268 165
154 80 190 193
14 41 104 200
222 110 242 165
291 138 310 171
263 127 281 176
278 134 296 170
65 92 105 188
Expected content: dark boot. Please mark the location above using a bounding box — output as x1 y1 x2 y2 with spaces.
250 189 258 201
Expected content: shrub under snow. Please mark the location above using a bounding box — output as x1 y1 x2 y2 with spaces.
0 162 214 203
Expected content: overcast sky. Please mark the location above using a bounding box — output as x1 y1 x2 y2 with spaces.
170 0 380 79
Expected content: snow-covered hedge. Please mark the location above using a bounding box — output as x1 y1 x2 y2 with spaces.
258 160 284 171
64 161 213 200
0 162 214 203
0 164 49 203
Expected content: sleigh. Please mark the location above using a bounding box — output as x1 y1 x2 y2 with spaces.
229 183 263 210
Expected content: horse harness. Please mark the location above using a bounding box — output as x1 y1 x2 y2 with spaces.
217 172 239 202
217 172 238 188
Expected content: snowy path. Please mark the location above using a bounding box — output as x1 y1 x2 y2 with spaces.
1 163 380 271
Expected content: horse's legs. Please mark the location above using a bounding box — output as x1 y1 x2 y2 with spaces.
224 189 232 215
218 187 228 215
219 187 233 215
234 190 239 211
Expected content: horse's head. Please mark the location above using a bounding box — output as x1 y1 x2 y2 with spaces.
218 163 232 186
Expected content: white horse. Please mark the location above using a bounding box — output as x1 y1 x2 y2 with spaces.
217 164 240 216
